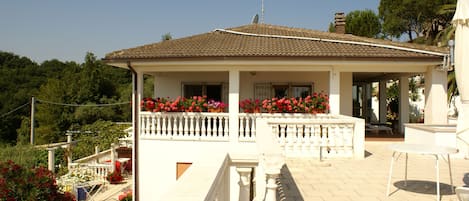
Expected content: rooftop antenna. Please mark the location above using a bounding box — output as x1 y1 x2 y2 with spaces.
261 0 265 23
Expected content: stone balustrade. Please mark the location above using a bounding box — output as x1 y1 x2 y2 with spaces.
140 112 365 159
140 111 229 141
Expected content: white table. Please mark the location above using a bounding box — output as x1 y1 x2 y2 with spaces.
386 143 458 201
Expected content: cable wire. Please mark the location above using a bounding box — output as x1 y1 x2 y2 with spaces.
0 102 30 118
35 98 130 107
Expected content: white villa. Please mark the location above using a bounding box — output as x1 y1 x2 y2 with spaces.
103 17 451 200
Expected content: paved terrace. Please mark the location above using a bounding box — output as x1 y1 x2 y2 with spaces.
279 141 469 201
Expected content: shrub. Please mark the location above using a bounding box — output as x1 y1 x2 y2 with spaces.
0 160 75 201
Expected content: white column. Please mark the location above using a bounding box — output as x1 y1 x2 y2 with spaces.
264 173 279 201
95 146 100 163
66 133 72 169
329 69 340 115
137 72 144 112
134 71 144 201
379 80 387 124
111 143 116 172
237 167 252 201
229 69 240 143
424 67 448 124
47 148 56 173
399 76 409 133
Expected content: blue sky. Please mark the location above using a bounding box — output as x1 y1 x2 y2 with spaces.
0 1 379 63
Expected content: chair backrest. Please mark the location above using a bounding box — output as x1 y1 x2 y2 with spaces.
456 186 469 201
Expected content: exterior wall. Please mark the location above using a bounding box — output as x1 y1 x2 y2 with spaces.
139 139 257 200
154 72 229 99
340 72 353 116
154 71 329 100
239 71 329 100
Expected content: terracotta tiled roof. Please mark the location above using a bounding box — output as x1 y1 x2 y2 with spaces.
104 24 447 61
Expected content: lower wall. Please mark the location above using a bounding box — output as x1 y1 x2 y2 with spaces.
139 139 257 200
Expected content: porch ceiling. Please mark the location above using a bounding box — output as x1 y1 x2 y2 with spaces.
353 72 419 82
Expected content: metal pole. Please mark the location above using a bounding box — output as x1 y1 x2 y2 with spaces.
30 96 35 145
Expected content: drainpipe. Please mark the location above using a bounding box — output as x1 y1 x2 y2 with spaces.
127 61 140 201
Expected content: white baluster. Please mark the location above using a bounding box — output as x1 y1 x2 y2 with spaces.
156 115 161 136
245 116 251 140
279 124 286 153
239 116 245 140
321 125 328 158
265 172 280 201
195 115 200 138
150 115 156 136
188 115 194 138
184 114 189 136
141 115 147 136
237 167 252 201
250 116 256 141
287 124 295 156
162 115 167 136
217 116 223 138
207 116 213 137
329 125 337 157
303 125 311 157
223 116 229 140
178 115 183 137
201 116 207 138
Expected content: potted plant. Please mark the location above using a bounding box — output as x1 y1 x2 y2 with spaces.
240 99 262 113
107 170 123 184
207 100 227 112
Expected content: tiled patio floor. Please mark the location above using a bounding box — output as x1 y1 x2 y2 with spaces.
279 141 469 201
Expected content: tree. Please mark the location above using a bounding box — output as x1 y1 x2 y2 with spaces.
346 10 381 38
161 32 172 41
379 0 456 42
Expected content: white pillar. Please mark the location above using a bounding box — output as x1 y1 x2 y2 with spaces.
399 76 410 133
237 167 252 201
229 69 240 144
379 80 387 124
95 146 100 163
329 69 340 115
47 148 56 173
111 143 116 172
264 173 279 201
66 133 72 169
134 71 144 201
424 67 448 124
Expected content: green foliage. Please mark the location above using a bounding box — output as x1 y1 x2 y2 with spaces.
346 10 381 38
0 160 75 201
0 144 47 168
379 0 456 42
161 32 173 41
448 70 458 102
0 51 132 146
72 121 128 160
328 22 336 33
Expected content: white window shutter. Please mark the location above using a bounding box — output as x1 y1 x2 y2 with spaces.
254 83 271 100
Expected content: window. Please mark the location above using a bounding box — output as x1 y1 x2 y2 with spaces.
182 83 224 101
256 83 313 99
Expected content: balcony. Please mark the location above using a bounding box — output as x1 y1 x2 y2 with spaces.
139 112 364 200
139 112 365 159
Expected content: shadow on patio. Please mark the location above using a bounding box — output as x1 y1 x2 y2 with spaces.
279 141 469 201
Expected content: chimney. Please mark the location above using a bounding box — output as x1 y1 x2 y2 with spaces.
334 12 346 34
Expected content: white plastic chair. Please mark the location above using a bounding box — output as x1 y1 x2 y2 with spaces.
456 186 469 201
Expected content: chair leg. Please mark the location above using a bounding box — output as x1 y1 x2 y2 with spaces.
387 151 397 196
